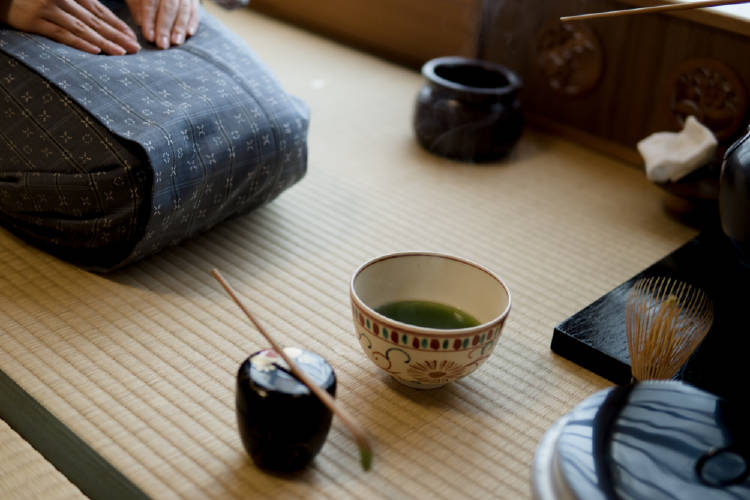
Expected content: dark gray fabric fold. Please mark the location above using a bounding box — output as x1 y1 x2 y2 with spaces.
0 3 308 271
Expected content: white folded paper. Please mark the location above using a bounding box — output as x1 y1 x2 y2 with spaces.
637 116 717 183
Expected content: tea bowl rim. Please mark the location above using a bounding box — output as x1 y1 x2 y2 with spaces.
349 251 512 336
421 56 522 97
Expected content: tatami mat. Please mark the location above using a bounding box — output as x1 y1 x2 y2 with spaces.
0 4 698 499
0 419 85 500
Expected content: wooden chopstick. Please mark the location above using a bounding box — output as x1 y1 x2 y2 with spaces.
561 0 750 22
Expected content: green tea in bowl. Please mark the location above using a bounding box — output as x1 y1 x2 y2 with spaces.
350 252 511 389
375 300 480 329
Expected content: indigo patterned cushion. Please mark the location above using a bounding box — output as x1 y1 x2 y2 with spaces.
0 3 308 271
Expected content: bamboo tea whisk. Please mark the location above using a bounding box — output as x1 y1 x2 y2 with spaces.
625 276 714 381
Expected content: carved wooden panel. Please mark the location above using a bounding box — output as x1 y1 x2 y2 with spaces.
535 21 604 97
483 0 750 163
666 58 747 141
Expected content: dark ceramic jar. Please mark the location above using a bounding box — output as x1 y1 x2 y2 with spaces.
719 126 750 262
414 56 524 162
236 347 336 472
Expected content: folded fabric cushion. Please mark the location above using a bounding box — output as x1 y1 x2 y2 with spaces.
0 2 308 271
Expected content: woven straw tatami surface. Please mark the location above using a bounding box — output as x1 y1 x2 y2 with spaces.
0 4 698 499
0 419 85 500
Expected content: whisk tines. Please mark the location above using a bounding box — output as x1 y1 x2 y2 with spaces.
625 276 713 381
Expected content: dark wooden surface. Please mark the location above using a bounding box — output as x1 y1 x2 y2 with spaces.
552 229 750 401
483 0 750 164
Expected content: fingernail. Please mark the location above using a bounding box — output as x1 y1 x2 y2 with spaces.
123 40 139 53
173 32 185 45
146 28 155 41
158 35 169 49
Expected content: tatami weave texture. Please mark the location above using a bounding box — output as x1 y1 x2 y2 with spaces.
0 420 85 500
0 4 698 499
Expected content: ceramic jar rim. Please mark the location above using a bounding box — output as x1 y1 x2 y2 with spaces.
350 251 512 336
421 56 522 97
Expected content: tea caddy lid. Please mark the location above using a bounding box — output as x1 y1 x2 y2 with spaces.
533 381 750 500
242 347 335 396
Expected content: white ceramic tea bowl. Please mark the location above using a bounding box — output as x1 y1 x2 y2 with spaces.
349 252 511 389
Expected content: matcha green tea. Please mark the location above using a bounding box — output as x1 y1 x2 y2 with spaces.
375 300 480 329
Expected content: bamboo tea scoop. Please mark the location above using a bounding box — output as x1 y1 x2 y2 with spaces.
625 276 714 381
212 269 373 470
561 0 750 22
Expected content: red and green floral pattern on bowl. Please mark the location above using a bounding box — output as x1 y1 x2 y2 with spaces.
352 303 504 352
351 300 506 389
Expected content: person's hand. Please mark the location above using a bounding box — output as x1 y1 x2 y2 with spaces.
0 0 140 55
125 0 199 49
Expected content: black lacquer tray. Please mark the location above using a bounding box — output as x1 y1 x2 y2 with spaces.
552 229 749 401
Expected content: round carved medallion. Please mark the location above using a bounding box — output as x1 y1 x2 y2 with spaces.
535 21 604 97
666 59 747 141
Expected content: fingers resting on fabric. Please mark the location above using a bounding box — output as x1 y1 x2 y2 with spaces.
0 0 140 54
0 0 201 54
126 0 200 49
